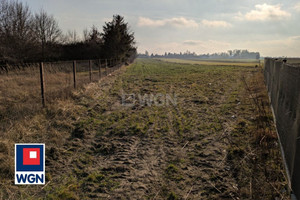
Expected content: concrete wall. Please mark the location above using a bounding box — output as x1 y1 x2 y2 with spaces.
264 58 300 198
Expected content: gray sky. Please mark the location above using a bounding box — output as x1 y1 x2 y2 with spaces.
22 0 300 57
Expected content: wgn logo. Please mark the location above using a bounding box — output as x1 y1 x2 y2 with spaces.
15 144 45 185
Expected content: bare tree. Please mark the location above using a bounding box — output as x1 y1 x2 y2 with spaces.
0 0 9 62
0 0 32 39
33 9 61 59
83 28 89 42
62 30 78 44
0 0 35 62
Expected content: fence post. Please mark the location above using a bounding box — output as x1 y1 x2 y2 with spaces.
110 59 112 73
105 59 108 76
98 59 101 79
112 59 114 72
112 59 114 73
89 60 92 82
39 62 46 107
73 60 77 89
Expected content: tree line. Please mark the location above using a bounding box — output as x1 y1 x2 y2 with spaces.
0 0 137 65
140 49 260 60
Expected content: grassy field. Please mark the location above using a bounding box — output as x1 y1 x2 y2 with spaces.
157 58 262 67
0 59 288 199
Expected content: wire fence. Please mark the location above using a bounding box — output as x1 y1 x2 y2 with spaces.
0 58 123 113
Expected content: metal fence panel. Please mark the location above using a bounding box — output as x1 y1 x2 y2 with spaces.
264 58 300 198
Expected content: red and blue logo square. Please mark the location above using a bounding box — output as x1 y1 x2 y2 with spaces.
15 144 46 185
15 144 44 172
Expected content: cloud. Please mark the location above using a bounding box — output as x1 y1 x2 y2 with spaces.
234 12 244 21
138 17 233 29
258 37 294 46
294 2 300 12
183 40 201 46
237 4 291 21
183 40 230 48
201 20 232 28
137 17 199 28
289 35 300 41
251 36 300 56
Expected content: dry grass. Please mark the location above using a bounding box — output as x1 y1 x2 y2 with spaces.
0 61 114 132
0 59 124 199
226 66 290 199
0 61 118 192
241 70 278 145
0 65 41 132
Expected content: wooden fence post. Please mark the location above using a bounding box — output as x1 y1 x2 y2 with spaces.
105 59 108 76
39 62 46 107
89 60 92 82
107 59 109 74
73 61 77 88
112 59 114 72
108 60 113 73
98 59 101 79
110 59 112 73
